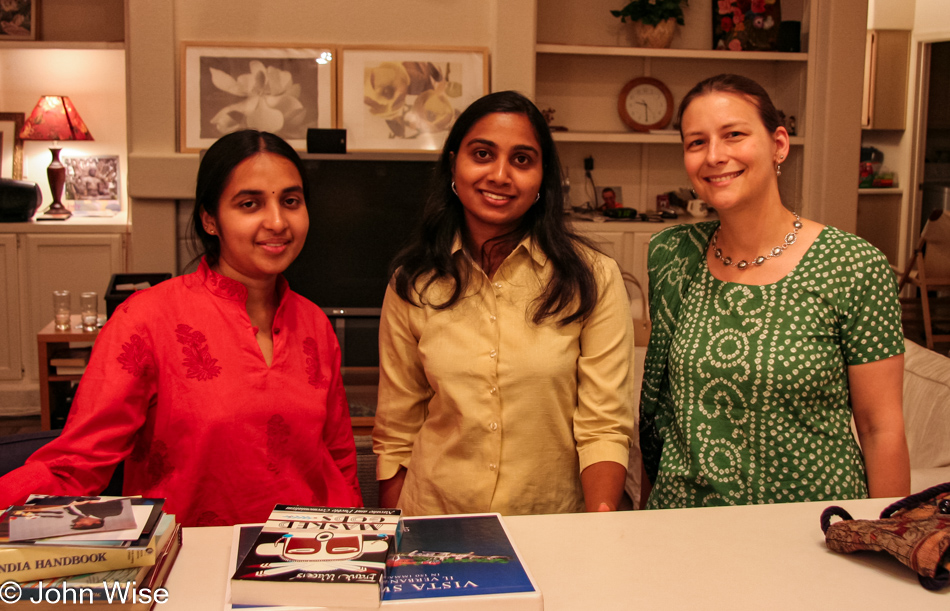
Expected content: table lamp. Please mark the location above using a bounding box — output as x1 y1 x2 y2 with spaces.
18 95 94 219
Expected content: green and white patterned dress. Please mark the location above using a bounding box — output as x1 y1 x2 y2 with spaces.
641 223 905 509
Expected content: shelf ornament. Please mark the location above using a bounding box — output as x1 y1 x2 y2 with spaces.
610 0 688 49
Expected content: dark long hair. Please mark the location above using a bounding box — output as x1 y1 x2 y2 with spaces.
390 90 599 326
675 73 786 136
189 130 309 267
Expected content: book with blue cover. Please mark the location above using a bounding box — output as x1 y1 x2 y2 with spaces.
382 513 542 609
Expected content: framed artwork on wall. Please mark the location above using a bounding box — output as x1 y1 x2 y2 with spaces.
0 0 35 40
63 155 121 215
180 43 336 153
0 112 25 179
339 45 489 152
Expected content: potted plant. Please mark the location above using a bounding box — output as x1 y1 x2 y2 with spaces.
611 0 688 48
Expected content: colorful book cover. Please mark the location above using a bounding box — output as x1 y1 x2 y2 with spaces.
3 499 137 542
230 505 402 609
382 514 542 609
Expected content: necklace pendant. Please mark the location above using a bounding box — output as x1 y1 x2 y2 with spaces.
754 256 767 265
722 256 732 266
737 260 749 270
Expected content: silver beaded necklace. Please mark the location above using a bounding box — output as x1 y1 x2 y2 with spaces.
710 213 803 270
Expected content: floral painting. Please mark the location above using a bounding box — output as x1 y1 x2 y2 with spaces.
713 0 781 52
181 44 335 153
0 0 34 39
341 47 488 152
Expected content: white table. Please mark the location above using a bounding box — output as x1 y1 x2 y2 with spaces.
162 498 949 610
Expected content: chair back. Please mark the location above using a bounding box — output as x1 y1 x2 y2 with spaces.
921 210 950 279
621 272 651 347
0 430 124 496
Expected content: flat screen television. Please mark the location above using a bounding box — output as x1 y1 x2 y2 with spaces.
283 155 437 366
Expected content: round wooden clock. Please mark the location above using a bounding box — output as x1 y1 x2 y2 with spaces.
618 77 674 132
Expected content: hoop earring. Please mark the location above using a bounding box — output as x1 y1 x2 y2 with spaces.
535 192 540 203
451 181 458 196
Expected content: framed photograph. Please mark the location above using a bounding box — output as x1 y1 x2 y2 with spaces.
180 43 336 153
597 186 625 210
0 112 25 179
0 0 35 40
713 0 782 52
340 46 489 152
63 155 121 215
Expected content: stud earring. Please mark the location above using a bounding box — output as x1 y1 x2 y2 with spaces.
451 181 458 196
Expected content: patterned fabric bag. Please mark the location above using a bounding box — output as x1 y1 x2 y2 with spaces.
821 482 950 590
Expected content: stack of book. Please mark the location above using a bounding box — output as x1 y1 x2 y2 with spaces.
227 511 542 610
50 347 92 375
0 495 181 610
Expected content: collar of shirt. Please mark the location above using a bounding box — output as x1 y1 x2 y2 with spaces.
450 234 549 268
194 257 290 304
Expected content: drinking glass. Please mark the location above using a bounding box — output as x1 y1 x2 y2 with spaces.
80 292 98 332
53 290 71 331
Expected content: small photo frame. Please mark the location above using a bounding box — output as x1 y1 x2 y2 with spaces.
180 43 336 153
0 112 25 179
340 45 489 152
63 155 121 215
0 0 36 40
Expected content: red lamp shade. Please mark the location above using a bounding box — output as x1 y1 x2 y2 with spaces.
19 96 93 142
17 96 93 219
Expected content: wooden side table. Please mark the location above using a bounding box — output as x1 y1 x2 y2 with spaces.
37 316 100 430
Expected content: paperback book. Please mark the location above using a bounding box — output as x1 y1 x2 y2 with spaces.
2 498 137 541
230 505 402 609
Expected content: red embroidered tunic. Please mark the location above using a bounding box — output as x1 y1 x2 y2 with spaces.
0 260 362 526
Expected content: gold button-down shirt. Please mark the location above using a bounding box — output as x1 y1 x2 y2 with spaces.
373 237 635 516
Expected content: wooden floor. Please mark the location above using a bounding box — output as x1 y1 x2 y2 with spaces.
1 296 947 440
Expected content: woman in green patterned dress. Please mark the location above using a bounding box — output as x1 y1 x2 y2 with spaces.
639 74 910 509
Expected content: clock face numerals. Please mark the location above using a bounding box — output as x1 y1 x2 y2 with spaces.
618 77 674 132
626 85 669 125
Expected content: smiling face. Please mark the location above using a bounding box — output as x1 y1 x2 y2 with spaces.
201 152 309 284
451 112 544 245
680 92 789 214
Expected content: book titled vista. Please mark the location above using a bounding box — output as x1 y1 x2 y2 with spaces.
230 505 402 609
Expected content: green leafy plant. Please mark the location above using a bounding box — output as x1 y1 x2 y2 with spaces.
610 0 688 26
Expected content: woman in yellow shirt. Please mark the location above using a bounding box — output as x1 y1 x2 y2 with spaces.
373 91 636 516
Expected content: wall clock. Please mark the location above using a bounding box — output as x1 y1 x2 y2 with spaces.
618 77 674 132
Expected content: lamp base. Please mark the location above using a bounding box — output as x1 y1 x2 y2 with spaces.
45 147 71 219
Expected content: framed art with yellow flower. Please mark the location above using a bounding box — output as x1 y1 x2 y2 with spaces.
340 46 489 152
180 43 336 153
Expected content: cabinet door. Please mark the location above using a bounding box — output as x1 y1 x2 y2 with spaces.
624 232 654 305
574 228 625 268
22 234 125 380
0 234 21 380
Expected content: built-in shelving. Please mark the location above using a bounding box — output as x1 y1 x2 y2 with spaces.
858 188 903 195
536 43 808 62
0 41 124 50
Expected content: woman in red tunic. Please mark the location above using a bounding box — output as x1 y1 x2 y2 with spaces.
0 131 362 525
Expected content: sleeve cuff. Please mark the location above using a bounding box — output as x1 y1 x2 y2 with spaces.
577 438 630 473
376 454 411 482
